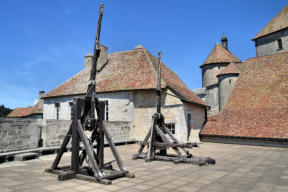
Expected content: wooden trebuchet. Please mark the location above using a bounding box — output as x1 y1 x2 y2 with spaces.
132 51 216 166
45 4 134 185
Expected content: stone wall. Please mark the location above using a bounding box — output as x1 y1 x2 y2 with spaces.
0 118 133 153
0 118 39 153
255 29 288 57
41 120 72 148
103 121 132 143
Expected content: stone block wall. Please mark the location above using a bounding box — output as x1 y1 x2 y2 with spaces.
42 120 72 148
0 118 39 153
0 118 133 152
103 121 132 143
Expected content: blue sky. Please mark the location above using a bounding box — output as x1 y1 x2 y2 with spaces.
0 0 286 109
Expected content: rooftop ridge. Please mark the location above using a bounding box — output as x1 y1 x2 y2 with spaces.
253 4 288 40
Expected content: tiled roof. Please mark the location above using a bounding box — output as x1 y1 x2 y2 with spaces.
253 4 288 40
217 63 241 77
201 43 241 67
43 47 207 107
201 51 288 139
7 103 42 118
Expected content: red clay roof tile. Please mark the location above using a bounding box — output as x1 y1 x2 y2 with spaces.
217 63 241 77
201 51 288 139
201 43 241 67
253 4 288 40
7 103 42 117
43 47 207 107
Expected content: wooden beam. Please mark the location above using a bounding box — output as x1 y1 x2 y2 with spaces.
77 120 102 178
51 123 72 170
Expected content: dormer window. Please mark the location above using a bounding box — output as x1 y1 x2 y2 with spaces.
277 39 283 50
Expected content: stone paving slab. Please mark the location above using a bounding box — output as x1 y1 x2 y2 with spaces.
0 142 287 192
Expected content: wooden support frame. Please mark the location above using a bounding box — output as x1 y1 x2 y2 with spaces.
46 3 134 184
132 51 216 166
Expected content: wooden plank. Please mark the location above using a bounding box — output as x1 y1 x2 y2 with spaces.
153 142 194 148
75 174 111 185
137 127 151 154
163 125 191 156
155 125 181 156
77 120 102 178
147 116 156 160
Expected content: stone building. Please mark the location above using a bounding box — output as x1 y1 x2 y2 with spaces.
7 91 45 119
201 4 288 146
194 36 241 115
42 45 208 143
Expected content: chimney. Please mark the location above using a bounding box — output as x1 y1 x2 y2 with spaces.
84 45 108 71
84 53 93 69
221 34 228 50
38 91 45 110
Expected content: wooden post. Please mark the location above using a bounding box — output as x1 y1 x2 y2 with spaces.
96 101 105 168
71 98 82 172
156 51 162 114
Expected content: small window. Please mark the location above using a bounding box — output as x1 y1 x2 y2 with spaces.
218 66 221 69
277 39 283 50
55 103 60 120
105 100 109 121
69 102 74 120
165 123 175 134
229 79 232 84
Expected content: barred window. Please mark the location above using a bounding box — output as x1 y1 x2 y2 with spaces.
165 123 175 134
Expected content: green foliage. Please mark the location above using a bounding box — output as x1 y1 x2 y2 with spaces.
0 104 13 117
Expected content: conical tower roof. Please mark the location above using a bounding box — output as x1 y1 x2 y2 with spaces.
253 4 288 40
217 63 241 77
201 43 240 67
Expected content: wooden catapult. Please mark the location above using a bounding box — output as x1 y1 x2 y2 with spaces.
132 51 216 166
46 4 134 185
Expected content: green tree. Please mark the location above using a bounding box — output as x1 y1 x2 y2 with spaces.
0 104 13 117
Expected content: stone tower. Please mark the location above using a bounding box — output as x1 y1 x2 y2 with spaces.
217 63 240 110
201 37 240 115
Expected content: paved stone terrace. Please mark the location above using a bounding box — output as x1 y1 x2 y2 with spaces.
0 143 288 192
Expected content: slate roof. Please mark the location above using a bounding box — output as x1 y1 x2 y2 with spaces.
217 63 241 77
201 43 241 67
7 103 42 118
253 4 288 40
201 51 288 139
43 47 207 107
